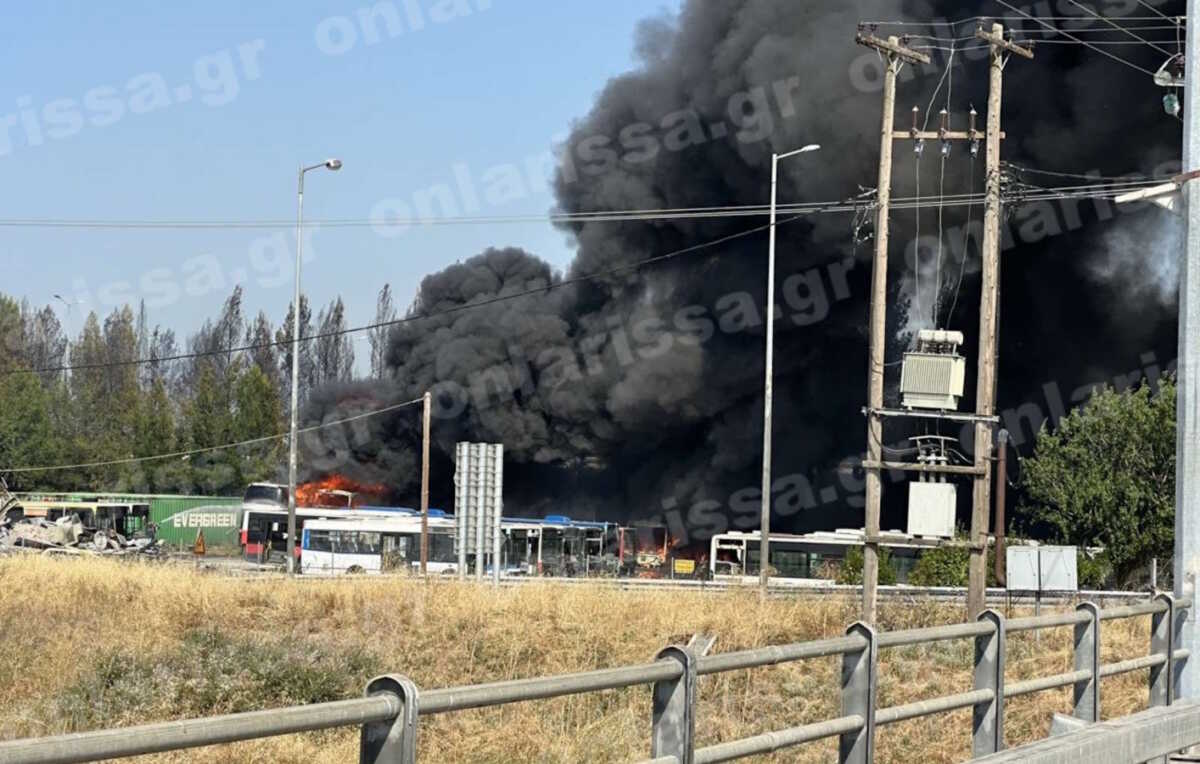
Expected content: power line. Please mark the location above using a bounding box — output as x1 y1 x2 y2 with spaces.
0 176 1168 232
910 26 1184 39
0 207 802 230
2 181 1163 380
934 47 957 323
1064 0 1175 56
0 202 932 230
1132 1 1181 24
863 15 1183 27
1 209 836 377
946 154 979 326
2 397 424 474
993 0 1160 76
1021 38 1186 45
1002 160 1175 182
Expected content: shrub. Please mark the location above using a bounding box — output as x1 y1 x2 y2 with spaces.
1077 551 1113 590
908 546 970 587
908 546 998 588
54 629 380 731
837 547 898 585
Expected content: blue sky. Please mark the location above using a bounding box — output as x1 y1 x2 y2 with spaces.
0 1 676 355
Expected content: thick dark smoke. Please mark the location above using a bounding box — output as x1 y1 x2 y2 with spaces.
301 0 1185 536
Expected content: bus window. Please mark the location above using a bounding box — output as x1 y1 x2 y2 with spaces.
746 547 762 575
306 530 333 553
769 548 809 578
331 531 355 554
430 533 455 563
381 533 410 571
357 532 382 555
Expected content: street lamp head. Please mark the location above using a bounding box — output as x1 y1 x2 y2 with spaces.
325 158 343 171
775 144 822 162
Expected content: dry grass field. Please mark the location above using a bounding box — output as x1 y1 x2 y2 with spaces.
0 557 1161 763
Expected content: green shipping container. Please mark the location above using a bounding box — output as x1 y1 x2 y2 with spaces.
19 492 244 550
145 495 243 550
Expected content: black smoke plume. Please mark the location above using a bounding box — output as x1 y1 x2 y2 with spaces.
300 0 1184 536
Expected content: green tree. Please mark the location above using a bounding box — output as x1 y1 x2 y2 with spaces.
121 377 178 493
0 295 24 373
0 371 58 491
837 547 898 586
1019 379 1175 585
233 363 283 483
68 312 109 487
185 361 239 494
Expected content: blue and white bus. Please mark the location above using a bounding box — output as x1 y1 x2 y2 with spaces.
300 516 457 575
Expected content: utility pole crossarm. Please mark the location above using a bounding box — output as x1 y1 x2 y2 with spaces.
974 26 1035 59
855 32 932 65
894 131 1005 141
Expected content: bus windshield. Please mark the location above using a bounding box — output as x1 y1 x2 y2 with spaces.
244 485 287 506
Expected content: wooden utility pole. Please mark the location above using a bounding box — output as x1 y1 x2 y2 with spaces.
855 25 1028 623
968 24 1032 618
856 32 929 625
419 390 432 575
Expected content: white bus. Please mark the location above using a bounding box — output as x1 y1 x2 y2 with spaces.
300 516 457 576
240 505 421 563
709 529 930 583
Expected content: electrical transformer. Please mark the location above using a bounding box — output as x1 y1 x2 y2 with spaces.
899 329 966 410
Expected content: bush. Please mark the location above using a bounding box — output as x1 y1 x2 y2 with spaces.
837 547 898 585
54 629 380 731
908 546 998 588
908 546 970 587
1077 551 1113 590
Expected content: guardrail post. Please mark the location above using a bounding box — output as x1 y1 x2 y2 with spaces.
973 609 1005 756
1174 596 1189 697
360 674 420 764
839 622 877 764
1073 601 1100 723
1151 593 1176 708
651 645 696 764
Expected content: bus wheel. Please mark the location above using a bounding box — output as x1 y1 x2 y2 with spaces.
346 565 366 575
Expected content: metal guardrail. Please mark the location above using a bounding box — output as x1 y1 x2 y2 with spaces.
218 562 1156 604
970 699 1200 763
0 594 1190 764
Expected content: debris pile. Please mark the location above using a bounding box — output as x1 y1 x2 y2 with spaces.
0 482 165 558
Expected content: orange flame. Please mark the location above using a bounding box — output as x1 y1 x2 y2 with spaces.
296 475 387 508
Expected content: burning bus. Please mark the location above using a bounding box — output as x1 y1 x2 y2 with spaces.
238 480 413 563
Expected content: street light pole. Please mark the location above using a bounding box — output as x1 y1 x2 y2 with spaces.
760 144 820 598
1177 1 1200 698
286 158 342 575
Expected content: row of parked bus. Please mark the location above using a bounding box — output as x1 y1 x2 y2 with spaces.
240 500 677 578
241 497 937 583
